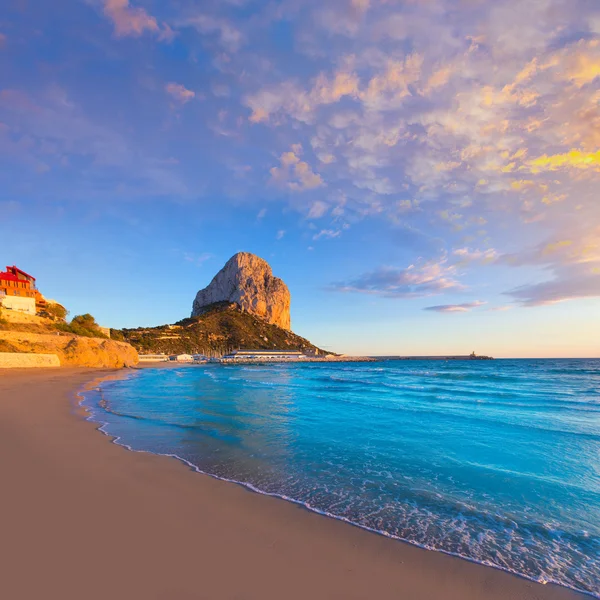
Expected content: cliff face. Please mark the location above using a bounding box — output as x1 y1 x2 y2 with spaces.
0 331 139 368
192 253 291 330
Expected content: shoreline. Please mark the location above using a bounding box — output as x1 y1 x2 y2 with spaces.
0 367 588 600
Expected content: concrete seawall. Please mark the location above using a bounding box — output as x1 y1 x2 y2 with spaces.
0 352 61 368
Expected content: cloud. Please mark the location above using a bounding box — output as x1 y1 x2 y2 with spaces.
270 145 324 191
245 55 425 123
332 258 464 298
453 248 499 264
6 0 598 315
488 305 514 312
313 228 341 240
276 229 285 240
506 265 600 306
307 200 328 219
165 83 195 105
424 301 486 313
360 54 424 110
240 20 597 235
0 87 188 198
245 67 360 124
183 15 243 52
183 252 213 266
499 229 600 268
312 0 371 37
526 150 600 173
499 227 600 305
103 0 172 39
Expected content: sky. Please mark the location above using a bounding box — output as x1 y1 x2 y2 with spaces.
1 0 599 358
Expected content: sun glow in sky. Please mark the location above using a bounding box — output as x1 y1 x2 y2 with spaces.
1 0 599 357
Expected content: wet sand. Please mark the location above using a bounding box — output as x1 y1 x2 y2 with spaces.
0 367 587 600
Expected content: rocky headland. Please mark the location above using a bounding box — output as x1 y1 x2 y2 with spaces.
119 302 324 357
120 253 326 356
192 252 291 330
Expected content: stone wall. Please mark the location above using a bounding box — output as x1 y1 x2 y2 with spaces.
0 352 61 368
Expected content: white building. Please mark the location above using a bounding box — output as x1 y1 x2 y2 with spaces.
138 354 168 362
169 354 194 362
222 350 306 361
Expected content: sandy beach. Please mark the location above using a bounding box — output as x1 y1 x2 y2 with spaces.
0 367 587 600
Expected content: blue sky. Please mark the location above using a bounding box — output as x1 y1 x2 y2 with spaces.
1 0 599 357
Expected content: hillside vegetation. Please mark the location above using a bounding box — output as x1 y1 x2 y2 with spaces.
117 302 327 356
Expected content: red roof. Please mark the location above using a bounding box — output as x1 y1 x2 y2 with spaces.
2 265 36 281
0 265 36 290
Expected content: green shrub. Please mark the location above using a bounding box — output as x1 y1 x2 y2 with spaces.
55 313 108 338
110 329 125 342
40 302 68 321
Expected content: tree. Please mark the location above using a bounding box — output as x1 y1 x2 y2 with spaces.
45 302 68 321
55 313 108 338
71 314 98 330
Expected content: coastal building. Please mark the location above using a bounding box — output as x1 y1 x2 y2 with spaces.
169 354 194 362
222 350 306 361
0 266 47 315
138 354 169 362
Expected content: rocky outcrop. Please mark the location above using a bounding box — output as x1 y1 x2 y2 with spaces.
191 252 291 330
0 331 138 368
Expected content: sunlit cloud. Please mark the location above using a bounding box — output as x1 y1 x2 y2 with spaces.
453 248 499 264
332 258 464 298
103 0 172 40
424 301 486 313
313 228 342 240
526 150 600 173
165 83 195 105
307 200 328 219
3 0 599 316
182 14 244 52
506 265 600 306
270 144 324 191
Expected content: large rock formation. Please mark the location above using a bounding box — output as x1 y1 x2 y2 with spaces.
191 252 291 330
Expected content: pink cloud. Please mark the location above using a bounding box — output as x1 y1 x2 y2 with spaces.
333 258 464 298
424 301 486 313
165 83 195 104
103 0 172 40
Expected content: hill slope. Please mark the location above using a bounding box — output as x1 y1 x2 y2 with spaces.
117 302 327 356
0 311 138 367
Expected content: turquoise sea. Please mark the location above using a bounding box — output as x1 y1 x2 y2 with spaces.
83 359 600 596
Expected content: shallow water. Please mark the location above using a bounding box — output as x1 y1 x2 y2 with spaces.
84 359 600 596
